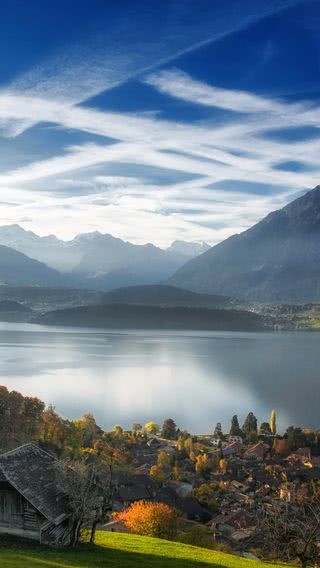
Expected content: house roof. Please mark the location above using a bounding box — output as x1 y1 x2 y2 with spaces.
118 485 151 502
0 443 68 524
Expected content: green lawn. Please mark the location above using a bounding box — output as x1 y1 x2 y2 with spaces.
0 531 284 568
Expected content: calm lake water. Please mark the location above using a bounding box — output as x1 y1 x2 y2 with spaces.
0 322 318 433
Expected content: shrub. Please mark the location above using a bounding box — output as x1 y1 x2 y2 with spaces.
117 500 177 539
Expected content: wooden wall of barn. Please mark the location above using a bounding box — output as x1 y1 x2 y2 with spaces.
0 481 44 540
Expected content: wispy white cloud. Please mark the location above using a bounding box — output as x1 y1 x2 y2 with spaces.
0 40 319 245
144 69 287 114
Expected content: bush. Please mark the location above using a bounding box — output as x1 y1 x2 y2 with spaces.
117 500 177 539
178 526 214 548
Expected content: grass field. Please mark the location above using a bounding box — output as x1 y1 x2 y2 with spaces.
0 531 284 568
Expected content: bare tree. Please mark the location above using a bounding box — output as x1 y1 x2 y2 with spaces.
259 498 320 568
57 458 112 546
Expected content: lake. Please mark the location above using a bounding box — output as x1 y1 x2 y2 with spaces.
0 322 318 433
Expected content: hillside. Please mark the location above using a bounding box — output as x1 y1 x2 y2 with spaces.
0 245 68 288
169 185 320 304
38 303 266 331
0 285 103 311
102 284 234 308
0 531 282 568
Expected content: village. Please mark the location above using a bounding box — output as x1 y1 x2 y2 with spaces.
105 416 320 554
1 386 320 563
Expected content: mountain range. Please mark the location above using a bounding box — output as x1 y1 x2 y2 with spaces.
0 225 209 290
169 185 320 303
3 186 320 304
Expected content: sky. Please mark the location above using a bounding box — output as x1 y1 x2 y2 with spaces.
0 0 320 246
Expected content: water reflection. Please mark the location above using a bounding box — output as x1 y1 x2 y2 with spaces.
0 322 318 432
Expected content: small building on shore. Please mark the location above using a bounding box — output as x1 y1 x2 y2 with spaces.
0 443 71 545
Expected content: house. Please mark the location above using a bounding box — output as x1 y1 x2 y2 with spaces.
0 443 71 545
228 436 243 445
213 510 256 536
222 442 242 458
244 442 270 461
286 447 312 464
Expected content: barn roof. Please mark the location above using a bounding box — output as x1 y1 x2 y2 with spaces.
0 443 68 524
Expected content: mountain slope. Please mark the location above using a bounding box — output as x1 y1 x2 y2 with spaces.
169 186 320 303
0 225 210 288
0 245 67 287
102 284 234 307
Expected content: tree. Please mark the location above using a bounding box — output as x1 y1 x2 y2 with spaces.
270 409 276 435
286 426 307 451
117 501 177 539
58 457 111 546
242 412 257 437
149 464 167 483
40 405 70 452
213 422 223 439
144 422 160 436
113 424 123 437
229 415 242 437
157 450 172 469
72 413 103 448
260 497 320 568
259 422 272 436
193 483 219 512
195 453 211 478
161 418 177 440
132 423 142 434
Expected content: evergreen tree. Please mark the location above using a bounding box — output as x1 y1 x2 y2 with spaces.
270 409 276 435
259 421 272 436
242 412 257 437
229 415 242 437
161 418 177 440
214 422 223 439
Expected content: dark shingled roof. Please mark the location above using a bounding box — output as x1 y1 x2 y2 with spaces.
0 443 68 524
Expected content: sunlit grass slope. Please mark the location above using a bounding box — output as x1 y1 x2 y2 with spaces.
0 531 284 568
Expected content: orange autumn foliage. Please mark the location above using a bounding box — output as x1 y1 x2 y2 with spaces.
117 500 177 539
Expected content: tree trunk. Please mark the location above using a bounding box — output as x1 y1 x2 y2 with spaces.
90 519 98 544
72 519 82 547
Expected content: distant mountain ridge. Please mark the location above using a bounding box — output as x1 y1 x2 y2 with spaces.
0 225 210 290
0 245 67 288
169 185 320 304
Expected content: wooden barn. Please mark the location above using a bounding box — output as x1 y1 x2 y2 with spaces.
0 443 72 545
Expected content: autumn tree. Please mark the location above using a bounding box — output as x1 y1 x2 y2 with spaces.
161 418 177 440
40 405 71 452
117 501 177 539
193 483 219 512
157 450 172 469
150 464 167 483
0 386 44 449
270 409 276 435
144 421 160 436
229 415 242 437
113 424 123 437
195 453 211 478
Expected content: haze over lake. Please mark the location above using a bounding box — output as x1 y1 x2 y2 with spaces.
0 322 317 433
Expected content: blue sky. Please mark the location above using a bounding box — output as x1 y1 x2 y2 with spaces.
0 0 319 245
